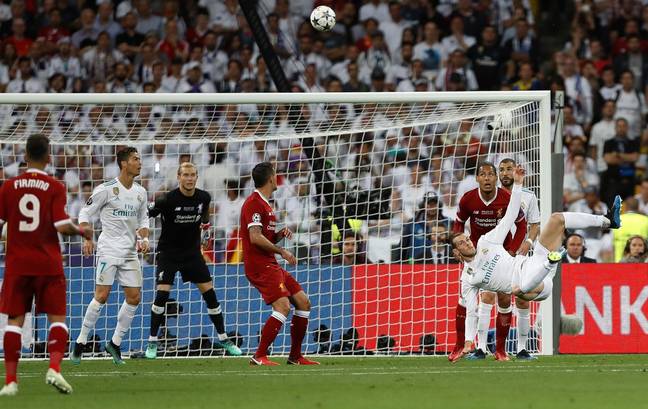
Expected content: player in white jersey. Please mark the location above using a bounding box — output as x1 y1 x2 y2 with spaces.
71 147 150 365
450 165 622 359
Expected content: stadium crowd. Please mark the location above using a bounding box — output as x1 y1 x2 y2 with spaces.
0 0 646 264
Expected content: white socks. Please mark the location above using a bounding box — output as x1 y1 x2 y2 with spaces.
77 298 104 345
562 212 609 229
517 308 530 353
112 301 139 346
477 303 493 352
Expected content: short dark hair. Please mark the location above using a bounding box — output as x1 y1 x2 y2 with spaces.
25 134 50 163
252 162 275 188
477 161 497 175
117 146 138 169
447 232 463 248
499 157 516 167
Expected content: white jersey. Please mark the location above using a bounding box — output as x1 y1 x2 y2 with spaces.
519 188 540 224
78 178 149 260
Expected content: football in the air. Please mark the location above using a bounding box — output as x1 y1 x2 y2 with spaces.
310 6 336 32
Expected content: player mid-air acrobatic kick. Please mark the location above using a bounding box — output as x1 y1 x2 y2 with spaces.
449 165 622 360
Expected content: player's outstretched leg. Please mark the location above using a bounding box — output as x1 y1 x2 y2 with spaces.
287 291 319 365
515 300 537 360
1 325 21 396
197 283 242 356
72 297 106 364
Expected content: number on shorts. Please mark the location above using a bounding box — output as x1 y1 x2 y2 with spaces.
18 194 40 232
98 261 107 274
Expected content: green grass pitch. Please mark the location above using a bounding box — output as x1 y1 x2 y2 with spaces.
3 355 647 409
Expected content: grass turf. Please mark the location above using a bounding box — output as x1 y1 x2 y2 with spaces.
2 355 647 409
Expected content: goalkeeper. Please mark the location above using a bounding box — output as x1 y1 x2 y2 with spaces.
145 162 241 358
449 165 622 360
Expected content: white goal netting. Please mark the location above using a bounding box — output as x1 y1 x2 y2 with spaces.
0 92 552 358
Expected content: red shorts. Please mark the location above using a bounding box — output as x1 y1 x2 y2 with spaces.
0 275 67 317
246 264 303 305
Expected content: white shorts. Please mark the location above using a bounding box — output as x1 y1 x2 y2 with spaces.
512 242 553 293
95 256 142 287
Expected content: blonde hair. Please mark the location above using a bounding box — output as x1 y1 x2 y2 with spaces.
177 162 197 175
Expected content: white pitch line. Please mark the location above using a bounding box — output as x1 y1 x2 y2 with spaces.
15 366 645 379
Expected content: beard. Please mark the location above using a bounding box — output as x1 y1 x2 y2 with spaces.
500 177 513 188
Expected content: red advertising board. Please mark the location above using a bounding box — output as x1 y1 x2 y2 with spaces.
352 264 462 351
560 263 648 353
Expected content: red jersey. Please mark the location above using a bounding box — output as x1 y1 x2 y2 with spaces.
0 169 70 276
240 190 278 274
453 187 527 253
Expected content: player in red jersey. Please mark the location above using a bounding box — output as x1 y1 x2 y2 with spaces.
449 162 527 362
240 162 319 366
0 134 92 396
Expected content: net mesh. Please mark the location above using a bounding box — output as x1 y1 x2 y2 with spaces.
0 97 544 357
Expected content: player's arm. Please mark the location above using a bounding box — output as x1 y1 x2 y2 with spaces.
137 189 151 253
461 277 479 353
51 183 92 239
249 226 296 265
200 194 212 249
452 193 470 233
78 185 108 256
484 166 524 245
147 194 167 218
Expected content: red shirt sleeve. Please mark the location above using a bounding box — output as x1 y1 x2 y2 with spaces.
50 181 70 226
242 199 264 230
453 192 470 233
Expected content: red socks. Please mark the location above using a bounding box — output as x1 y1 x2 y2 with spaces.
48 323 68 373
454 304 467 349
289 311 309 360
496 310 512 354
3 326 21 385
255 311 286 358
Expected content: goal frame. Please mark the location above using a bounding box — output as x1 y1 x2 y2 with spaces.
0 91 554 355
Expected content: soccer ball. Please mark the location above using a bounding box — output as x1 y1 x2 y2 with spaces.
310 6 336 32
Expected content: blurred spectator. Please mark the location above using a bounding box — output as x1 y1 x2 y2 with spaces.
107 62 136 93
511 62 542 90
502 18 538 67
589 100 616 174
467 25 504 91
564 151 600 206
598 66 621 102
82 31 125 82
94 2 121 41
135 0 163 36
331 230 367 265
435 48 478 91
613 34 647 89
396 193 450 263
359 0 389 23
636 178 648 215
71 8 99 50
613 70 647 139
284 176 319 261
6 17 32 56
561 54 593 128
177 62 215 93
561 233 597 264
413 21 443 78
602 118 639 203
613 197 648 262
116 11 145 62
441 15 475 57
620 235 648 263
7 56 44 92
157 19 189 63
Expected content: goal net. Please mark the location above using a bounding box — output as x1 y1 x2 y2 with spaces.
0 92 552 358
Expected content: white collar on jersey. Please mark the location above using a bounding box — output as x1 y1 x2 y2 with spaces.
26 168 47 175
478 187 498 206
254 189 272 206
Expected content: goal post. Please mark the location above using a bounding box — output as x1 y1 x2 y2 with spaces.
0 91 554 357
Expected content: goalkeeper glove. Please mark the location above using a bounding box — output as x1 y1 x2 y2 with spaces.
200 223 211 245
